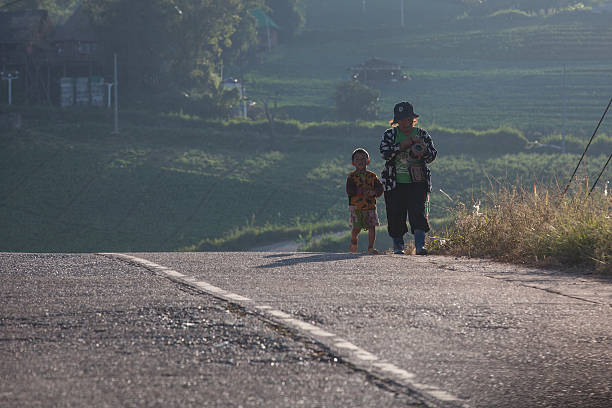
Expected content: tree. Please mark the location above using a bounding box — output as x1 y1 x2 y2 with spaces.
334 81 380 121
82 0 184 95
80 0 261 114
265 0 305 41
1 0 81 22
170 0 260 89
462 0 590 13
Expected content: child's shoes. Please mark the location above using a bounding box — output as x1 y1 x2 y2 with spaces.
349 242 358 253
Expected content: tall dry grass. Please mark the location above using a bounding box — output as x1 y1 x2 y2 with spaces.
432 179 612 273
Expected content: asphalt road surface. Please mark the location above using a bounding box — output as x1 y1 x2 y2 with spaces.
1 252 611 407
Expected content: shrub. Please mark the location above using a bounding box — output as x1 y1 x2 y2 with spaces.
431 125 528 155
432 181 612 273
334 81 380 121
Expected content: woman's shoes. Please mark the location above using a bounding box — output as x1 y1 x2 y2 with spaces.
415 247 428 255
392 237 405 254
414 230 428 255
367 247 379 255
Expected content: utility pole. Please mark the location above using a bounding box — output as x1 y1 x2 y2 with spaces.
112 53 119 134
562 64 567 153
241 83 247 118
105 82 113 108
1 71 19 105
400 0 405 27
362 0 366 14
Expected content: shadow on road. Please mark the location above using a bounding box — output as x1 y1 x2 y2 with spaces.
257 253 363 268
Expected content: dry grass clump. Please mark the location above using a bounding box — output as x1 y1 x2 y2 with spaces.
432 180 611 273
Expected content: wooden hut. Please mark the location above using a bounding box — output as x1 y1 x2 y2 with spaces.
349 58 411 82
0 10 55 104
0 7 103 106
53 5 100 76
53 6 104 107
249 8 280 52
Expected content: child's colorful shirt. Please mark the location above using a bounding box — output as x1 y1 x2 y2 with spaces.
346 170 384 211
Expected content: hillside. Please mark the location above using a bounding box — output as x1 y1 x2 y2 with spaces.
1 0 611 252
2 108 609 252
242 0 612 133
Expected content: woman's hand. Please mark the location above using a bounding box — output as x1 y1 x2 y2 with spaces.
399 138 414 151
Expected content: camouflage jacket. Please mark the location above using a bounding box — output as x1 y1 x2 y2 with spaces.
346 170 384 210
379 126 437 192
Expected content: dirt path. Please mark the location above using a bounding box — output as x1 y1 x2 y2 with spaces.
251 240 300 252
250 231 347 252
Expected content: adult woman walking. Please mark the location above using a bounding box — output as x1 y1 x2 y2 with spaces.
380 102 437 255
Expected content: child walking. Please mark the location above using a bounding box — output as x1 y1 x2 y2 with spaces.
346 148 384 254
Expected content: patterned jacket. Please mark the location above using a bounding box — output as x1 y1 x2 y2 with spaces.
346 170 384 210
379 127 437 192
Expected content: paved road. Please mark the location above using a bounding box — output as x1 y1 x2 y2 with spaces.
1 252 611 407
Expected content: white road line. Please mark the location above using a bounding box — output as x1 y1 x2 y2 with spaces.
268 310 291 319
165 270 185 278
335 340 360 350
289 320 335 337
225 293 252 302
99 252 468 408
195 281 227 294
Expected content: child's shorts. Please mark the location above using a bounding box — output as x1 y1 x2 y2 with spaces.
349 206 380 231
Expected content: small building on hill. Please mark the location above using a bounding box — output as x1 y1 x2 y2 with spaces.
249 8 279 52
349 58 410 82
0 10 55 104
0 7 104 106
0 10 54 68
53 5 101 74
53 5 105 107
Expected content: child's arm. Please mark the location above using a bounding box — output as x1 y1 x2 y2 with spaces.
373 177 384 197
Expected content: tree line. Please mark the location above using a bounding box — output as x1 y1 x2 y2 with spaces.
460 0 605 13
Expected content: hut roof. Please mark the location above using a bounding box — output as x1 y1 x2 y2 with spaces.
350 58 403 71
249 8 280 29
54 5 96 42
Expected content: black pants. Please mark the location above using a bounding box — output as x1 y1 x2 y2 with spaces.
384 182 430 238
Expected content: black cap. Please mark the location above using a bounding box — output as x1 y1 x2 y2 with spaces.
392 101 419 124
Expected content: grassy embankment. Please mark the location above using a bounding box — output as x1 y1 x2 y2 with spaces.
306 179 611 273
435 181 611 273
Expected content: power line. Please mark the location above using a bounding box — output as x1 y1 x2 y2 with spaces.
589 152 611 195
564 97 612 194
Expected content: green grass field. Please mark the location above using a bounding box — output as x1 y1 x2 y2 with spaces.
241 1 612 133
1 109 609 252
